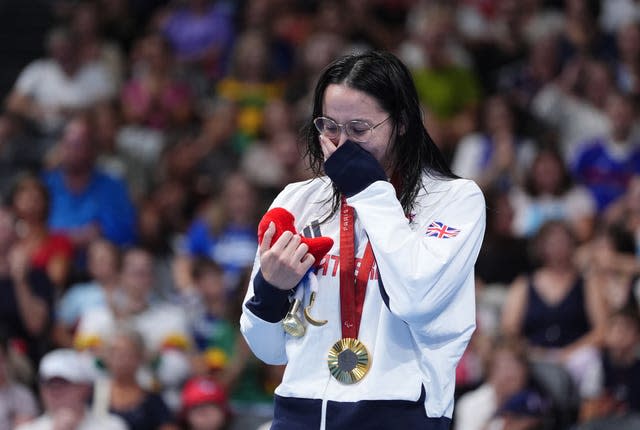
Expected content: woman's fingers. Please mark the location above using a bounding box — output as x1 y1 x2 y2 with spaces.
300 252 315 271
259 231 316 290
259 222 276 254
319 134 337 161
291 241 310 265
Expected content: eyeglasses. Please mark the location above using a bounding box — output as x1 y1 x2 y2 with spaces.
313 116 391 143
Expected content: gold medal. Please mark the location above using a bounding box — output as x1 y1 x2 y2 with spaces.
327 338 370 384
282 298 305 337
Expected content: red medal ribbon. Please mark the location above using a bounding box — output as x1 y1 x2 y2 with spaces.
339 197 376 339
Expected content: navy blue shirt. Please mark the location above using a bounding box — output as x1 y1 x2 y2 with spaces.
523 276 591 348
110 392 174 430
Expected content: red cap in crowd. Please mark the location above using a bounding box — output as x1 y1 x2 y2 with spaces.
182 376 229 412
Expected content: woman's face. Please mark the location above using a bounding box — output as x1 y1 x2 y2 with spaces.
13 181 47 222
531 152 563 194
321 84 394 170
539 224 574 264
105 335 142 381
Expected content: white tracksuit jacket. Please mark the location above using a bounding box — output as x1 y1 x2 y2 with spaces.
241 144 485 430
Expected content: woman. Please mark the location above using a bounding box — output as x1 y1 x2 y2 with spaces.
11 175 73 290
452 94 536 191
455 338 539 430
104 328 178 430
509 147 596 242
502 221 607 389
175 172 259 293
240 51 486 428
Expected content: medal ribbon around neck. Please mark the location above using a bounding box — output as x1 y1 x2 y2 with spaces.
327 197 375 384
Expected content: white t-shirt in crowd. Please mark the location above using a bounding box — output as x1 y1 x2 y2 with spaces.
14 58 116 131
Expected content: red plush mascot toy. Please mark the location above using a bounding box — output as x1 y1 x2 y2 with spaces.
257 207 334 333
257 208 333 265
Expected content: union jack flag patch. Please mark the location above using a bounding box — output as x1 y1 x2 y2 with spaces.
426 221 460 239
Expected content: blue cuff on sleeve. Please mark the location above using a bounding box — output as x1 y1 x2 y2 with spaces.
324 140 387 197
245 270 291 323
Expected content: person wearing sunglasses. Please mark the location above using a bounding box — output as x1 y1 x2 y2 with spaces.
240 51 486 429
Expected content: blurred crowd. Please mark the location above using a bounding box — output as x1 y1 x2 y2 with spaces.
0 0 639 429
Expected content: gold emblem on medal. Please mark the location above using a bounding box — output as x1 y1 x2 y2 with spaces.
327 338 370 384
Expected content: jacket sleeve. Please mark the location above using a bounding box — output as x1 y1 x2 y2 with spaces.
347 179 485 342
239 261 289 365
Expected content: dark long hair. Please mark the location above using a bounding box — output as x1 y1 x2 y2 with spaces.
302 51 456 216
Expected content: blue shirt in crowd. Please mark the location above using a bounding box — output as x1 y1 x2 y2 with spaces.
43 169 137 246
571 138 640 211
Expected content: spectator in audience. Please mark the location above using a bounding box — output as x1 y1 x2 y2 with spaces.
175 172 258 292
502 220 608 390
510 146 597 242
532 58 613 159
557 0 615 65
410 4 481 158
70 1 125 88
496 32 562 110
0 329 38 428
160 0 236 82
475 187 532 287
43 114 137 249
0 204 54 365
5 26 116 138
183 259 241 384
16 348 126 430
192 100 242 196
215 29 284 143
56 239 120 348
121 32 193 132
104 328 179 430
577 224 640 314
74 248 191 400
604 175 640 255
455 337 542 430
241 110 311 205
10 174 73 290
452 94 537 190
137 199 180 301
486 389 551 430
571 91 640 212
181 376 232 430
456 0 534 94
580 306 640 422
